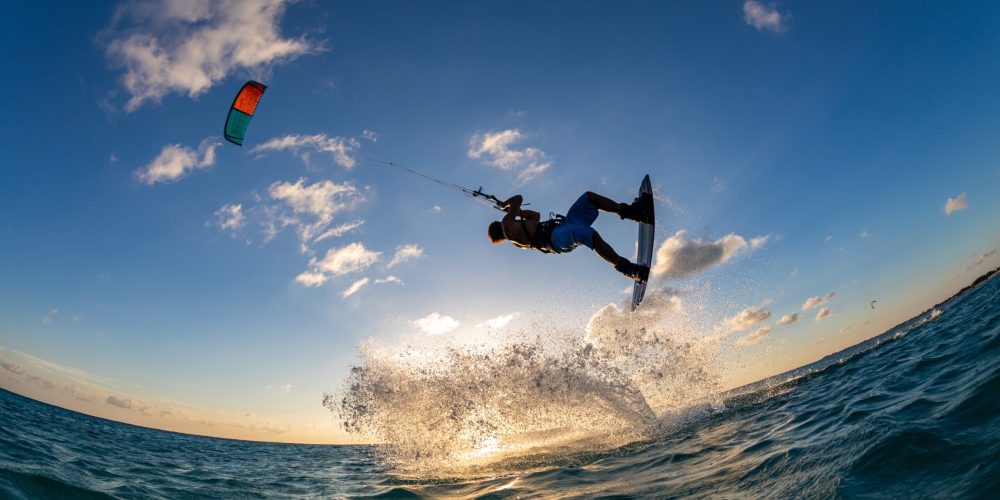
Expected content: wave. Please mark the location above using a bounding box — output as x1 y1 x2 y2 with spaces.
0 469 113 500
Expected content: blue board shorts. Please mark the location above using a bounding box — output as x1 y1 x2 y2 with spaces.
549 193 599 253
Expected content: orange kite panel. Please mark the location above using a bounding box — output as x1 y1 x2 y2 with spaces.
232 82 266 116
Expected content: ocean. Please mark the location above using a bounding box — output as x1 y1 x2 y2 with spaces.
2 275 999 498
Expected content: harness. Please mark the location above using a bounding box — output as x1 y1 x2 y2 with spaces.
510 214 565 254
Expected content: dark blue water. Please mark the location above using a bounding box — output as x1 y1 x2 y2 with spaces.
3 276 999 498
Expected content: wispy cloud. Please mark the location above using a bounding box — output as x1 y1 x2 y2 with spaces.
106 395 154 415
944 192 968 215
412 312 460 335
104 0 314 111
374 275 403 285
215 203 246 232
468 129 552 184
253 134 360 169
266 178 364 252
315 220 364 244
802 292 835 310
743 0 789 33
387 244 424 268
135 138 221 185
966 247 1000 271
475 312 521 330
41 309 59 324
652 230 765 278
719 305 772 333
736 325 772 348
815 307 835 321
1 359 25 375
840 319 871 334
777 313 799 325
295 242 380 287
341 277 369 298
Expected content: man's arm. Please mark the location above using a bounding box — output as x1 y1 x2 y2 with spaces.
501 195 523 223
520 209 541 221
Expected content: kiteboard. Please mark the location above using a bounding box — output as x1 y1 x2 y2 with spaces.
631 175 655 311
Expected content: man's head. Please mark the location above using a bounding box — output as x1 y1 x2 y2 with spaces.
488 221 505 244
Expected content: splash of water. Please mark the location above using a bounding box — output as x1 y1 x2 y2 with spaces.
325 289 721 474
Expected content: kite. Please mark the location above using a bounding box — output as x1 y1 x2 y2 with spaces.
224 81 267 146
871 300 877 310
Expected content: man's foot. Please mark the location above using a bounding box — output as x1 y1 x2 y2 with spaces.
615 258 650 282
618 193 653 224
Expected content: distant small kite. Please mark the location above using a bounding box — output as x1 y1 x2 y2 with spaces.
871 300 877 310
224 81 267 146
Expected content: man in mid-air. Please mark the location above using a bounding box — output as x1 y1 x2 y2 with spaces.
488 191 652 281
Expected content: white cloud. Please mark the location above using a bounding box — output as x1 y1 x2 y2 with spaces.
374 275 403 285
777 313 799 325
476 312 521 330
387 244 424 268
215 203 246 231
295 242 380 287
652 230 764 278
815 307 835 321
736 325 772 348
944 193 968 215
719 305 772 333
41 309 59 324
293 271 328 287
468 129 551 184
267 178 364 252
802 292 835 310
252 134 360 169
750 235 770 249
412 312 460 335
743 0 789 33
105 0 314 111
341 277 370 298
135 138 220 184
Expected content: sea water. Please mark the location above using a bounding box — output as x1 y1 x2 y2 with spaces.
2 276 999 498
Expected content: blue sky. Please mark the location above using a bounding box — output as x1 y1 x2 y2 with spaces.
2 0 1000 443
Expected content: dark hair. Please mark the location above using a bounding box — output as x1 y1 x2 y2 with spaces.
488 221 505 244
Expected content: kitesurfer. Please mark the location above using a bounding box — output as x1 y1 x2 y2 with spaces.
488 192 652 281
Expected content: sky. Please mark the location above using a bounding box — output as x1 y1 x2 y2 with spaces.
2 0 1000 444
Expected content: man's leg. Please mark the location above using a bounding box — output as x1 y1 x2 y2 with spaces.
586 191 651 223
591 232 622 265
593 231 649 282
585 191 622 214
